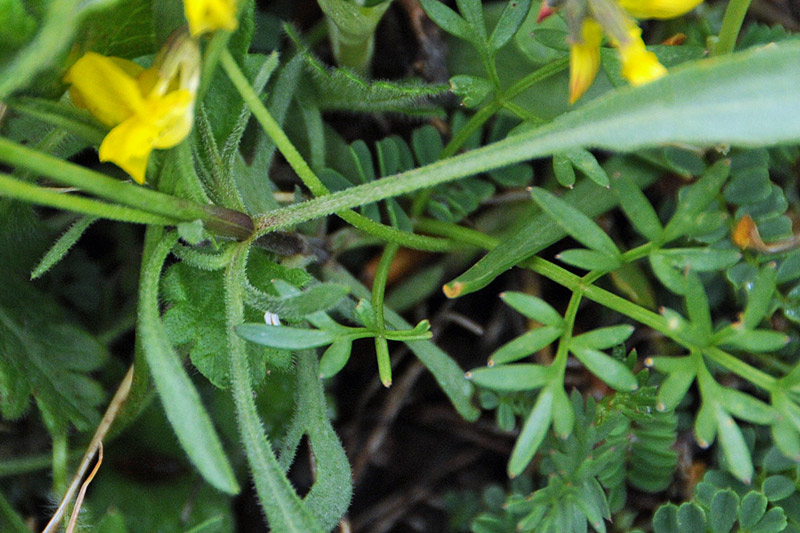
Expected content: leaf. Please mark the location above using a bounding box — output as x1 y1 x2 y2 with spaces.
449 74 494 107
664 160 731 241
656 248 742 272
489 0 531 51
237 324 338 349
138 232 238 494
762 475 795 502
488 325 563 365
684 272 712 339
509 387 554 477
246 280 350 321
419 0 474 42
556 248 623 271
717 387 777 425
571 325 634 350
716 328 789 353
739 492 768 529
656 368 696 412
73 0 156 58
709 490 739 533
742 264 777 330
553 152 576 188
611 171 663 242
677 502 706 532
31 215 98 279
570 346 638 391
530 187 620 258
551 385 574 439
467 364 552 392
716 407 753 483
319 339 353 379
565 148 610 188
500 291 564 327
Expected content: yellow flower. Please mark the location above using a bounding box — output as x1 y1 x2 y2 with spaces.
63 37 200 184
543 0 702 103
184 0 238 37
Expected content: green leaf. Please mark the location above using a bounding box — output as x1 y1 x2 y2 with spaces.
530 187 620 258
739 491 768 529
551 385 574 439
710 489 739 533
695 401 718 449
684 272 712 339
716 407 753 483
319 339 353 379
742 264 777 330
73 0 156 58
571 325 634 351
419 0 474 41
509 387 554 477
489 0 531 51
565 148 609 188
611 171 663 242
656 248 742 272
455 0 487 38
468 364 552 392
718 387 777 425
500 291 564 327
489 326 563 365
556 248 622 271
31 215 98 279
677 502 706 533
653 503 680 533
553 152 576 188
570 346 638 391
246 280 350 321
449 74 494 107
762 475 795 502
664 160 731 241
751 508 787 533
656 368 696 412
138 232 238 494
237 324 337 350
716 328 789 353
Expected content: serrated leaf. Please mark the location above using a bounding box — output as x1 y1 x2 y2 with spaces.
489 0 531 51
509 387 554 476
530 187 620 258
557 248 623 271
489 325 562 365
571 325 634 351
467 364 552 392
570 345 638 391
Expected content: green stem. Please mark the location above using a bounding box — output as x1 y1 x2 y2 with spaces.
0 173 177 225
220 48 455 252
371 242 400 387
713 0 752 56
553 290 583 375
0 138 253 239
224 243 324 531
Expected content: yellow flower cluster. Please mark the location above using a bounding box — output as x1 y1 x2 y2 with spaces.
63 0 238 184
541 0 702 103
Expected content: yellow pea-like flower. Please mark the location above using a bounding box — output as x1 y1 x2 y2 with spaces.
569 19 604 104
184 0 238 37
617 28 668 86
63 37 199 184
617 0 703 20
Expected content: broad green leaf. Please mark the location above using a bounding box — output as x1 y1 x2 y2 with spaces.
530 187 620 258
653 503 680 533
236 324 337 349
500 291 564 327
139 233 238 494
570 346 638 391
611 171 663 242
468 364 552 392
556 248 623 271
762 475 795 502
710 490 739 533
489 325 563 365
74 0 156 58
509 387 554 477
739 492 768 529
489 0 531 51
742 264 777 330
752 508 787 533
571 325 634 351
677 502 706 532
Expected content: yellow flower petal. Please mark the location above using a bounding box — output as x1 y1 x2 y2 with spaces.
617 29 667 86
64 52 145 127
150 90 195 148
184 0 238 37
98 116 160 184
569 19 604 104
618 0 703 20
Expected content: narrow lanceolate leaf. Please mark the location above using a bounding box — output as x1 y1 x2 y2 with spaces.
611 172 663 242
139 232 238 494
716 328 789 353
656 248 742 272
500 292 564 327
571 325 634 351
556 248 622 272
565 148 609 188
467 364 552 392
530 187 620 258
716 407 753 483
550 385 574 439
684 272 712 339
570 345 638 391
489 0 531 51
742 264 777 330
718 387 777 425
657 368 696 412
31 216 98 280
419 0 474 42
236 324 337 350
319 339 352 379
489 326 563 365
509 387 554 477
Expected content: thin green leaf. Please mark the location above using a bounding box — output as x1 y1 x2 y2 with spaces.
319 339 353 379
742 264 777 330
656 248 742 272
31 216 97 280
656 368 696 412
467 364 552 392
489 0 531 51
501 291 564 327
530 187 620 258
718 387 778 425
553 152 576 188
570 346 638 391
236 324 338 350
418 0 473 40
716 328 789 352
716 407 753 483
509 387 554 477
611 171 663 242
551 385 574 439
571 325 634 351
489 326 563 365
565 148 609 188
556 248 623 271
